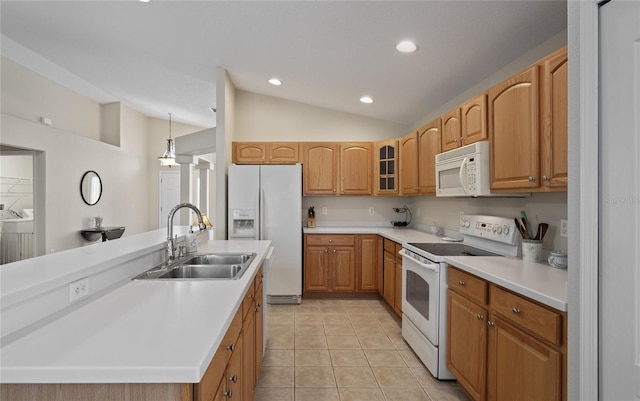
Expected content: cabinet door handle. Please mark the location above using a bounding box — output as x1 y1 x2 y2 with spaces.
333 188 337 192
333 249 336 253
458 280 465 286
528 176 536 182
476 314 484 320
229 374 238 383
487 321 495 327
542 175 549 181
226 344 235 352
223 389 233 398
512 307 521 314
324 248 328 253
329 239 333 243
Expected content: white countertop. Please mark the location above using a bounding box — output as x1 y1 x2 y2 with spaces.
304 225 567 311
0 240 272 384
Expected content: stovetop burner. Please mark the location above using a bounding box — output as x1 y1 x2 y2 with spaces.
407 242 501 257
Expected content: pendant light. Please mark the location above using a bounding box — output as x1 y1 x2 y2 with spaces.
158 112 178 167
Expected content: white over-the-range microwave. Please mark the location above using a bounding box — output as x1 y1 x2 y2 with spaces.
435 141 528 197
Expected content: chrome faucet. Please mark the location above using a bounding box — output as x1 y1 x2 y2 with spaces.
166 203 207 261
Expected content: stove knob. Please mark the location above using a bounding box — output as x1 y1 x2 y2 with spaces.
462 220 470 228
503 226 510 235
496 226 503 234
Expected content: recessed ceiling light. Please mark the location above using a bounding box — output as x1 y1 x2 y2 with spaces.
396 40 418 53
360 96 374 104
268 78 282 86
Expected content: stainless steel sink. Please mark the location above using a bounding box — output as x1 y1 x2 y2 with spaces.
133 252 256 280
158 264 244 279
182 253 253 266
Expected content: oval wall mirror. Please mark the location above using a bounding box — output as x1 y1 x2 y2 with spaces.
80 170 102 206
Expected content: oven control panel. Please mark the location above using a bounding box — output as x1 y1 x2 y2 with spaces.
459 214 519 245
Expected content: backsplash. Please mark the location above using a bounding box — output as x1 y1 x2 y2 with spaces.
302 192 568 252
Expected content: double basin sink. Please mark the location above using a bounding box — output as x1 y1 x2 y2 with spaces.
133 252 256 280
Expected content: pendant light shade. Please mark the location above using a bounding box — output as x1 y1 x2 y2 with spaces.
158 113 178 167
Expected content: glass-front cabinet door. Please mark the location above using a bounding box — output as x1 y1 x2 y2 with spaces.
374 139 399 195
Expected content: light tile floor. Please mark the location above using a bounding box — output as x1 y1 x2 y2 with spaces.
255 298 472 401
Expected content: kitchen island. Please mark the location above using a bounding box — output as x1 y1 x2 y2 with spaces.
1 231 271 400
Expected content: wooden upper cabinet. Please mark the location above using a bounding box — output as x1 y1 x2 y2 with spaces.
540 46 568 190
267 143 300 164
233 142 300 164
373 139 399 195
399 131 419 195
418 118 441 194
303 143 339 195
441 108 462 152
488 65 540 190
461 93 488 145
233 142 268 164
340 143 372 195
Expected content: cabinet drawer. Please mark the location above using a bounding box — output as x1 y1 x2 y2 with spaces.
490 285 562 346
306 235 355 246
383 239 397 254
448 267 488 305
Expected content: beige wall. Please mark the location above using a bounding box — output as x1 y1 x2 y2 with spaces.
410 30 568 131
234 90 409 141
0 58 204 255
1 57 101 141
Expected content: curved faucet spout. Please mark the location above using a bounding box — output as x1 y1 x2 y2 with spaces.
166 203 206 261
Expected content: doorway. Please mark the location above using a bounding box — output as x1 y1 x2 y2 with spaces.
159 171 180 228
0 148 35 264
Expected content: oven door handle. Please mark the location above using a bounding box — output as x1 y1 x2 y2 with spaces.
399 249 439 272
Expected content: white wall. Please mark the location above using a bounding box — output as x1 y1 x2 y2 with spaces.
0 58 205 254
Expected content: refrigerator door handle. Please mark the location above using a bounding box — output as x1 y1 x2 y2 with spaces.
259 188 265 240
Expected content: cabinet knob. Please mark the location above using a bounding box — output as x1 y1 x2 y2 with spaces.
333 188 337 192
329 239 332 243
229 374 238 383
512 307 521 314
476 314 484 320
224 390 233 398
528 176 536 182
458 280 465 286
487 321 495 327
250 294 255 300
333 249 336 253
324 249 328 253
542 175 549 181
226 344 235 352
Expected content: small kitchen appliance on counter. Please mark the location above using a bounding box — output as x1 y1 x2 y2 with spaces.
400 214 519 379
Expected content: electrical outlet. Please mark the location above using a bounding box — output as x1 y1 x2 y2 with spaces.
368 207 374 215
560 219 568 237
69 278 89 302
321 207 327 215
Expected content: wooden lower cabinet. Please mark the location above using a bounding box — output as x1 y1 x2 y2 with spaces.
382 248 396 306
487 316 561 401
303 234 383 295
358 235 378 291
447 291 487 401
381 239 402 316
393 243 403 316
447 266 566 401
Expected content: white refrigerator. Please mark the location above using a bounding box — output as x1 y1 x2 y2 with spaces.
227 164 302 304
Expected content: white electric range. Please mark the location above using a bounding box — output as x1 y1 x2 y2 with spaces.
400 214 520 379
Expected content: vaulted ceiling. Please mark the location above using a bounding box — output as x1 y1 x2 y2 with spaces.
0 1 567 128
